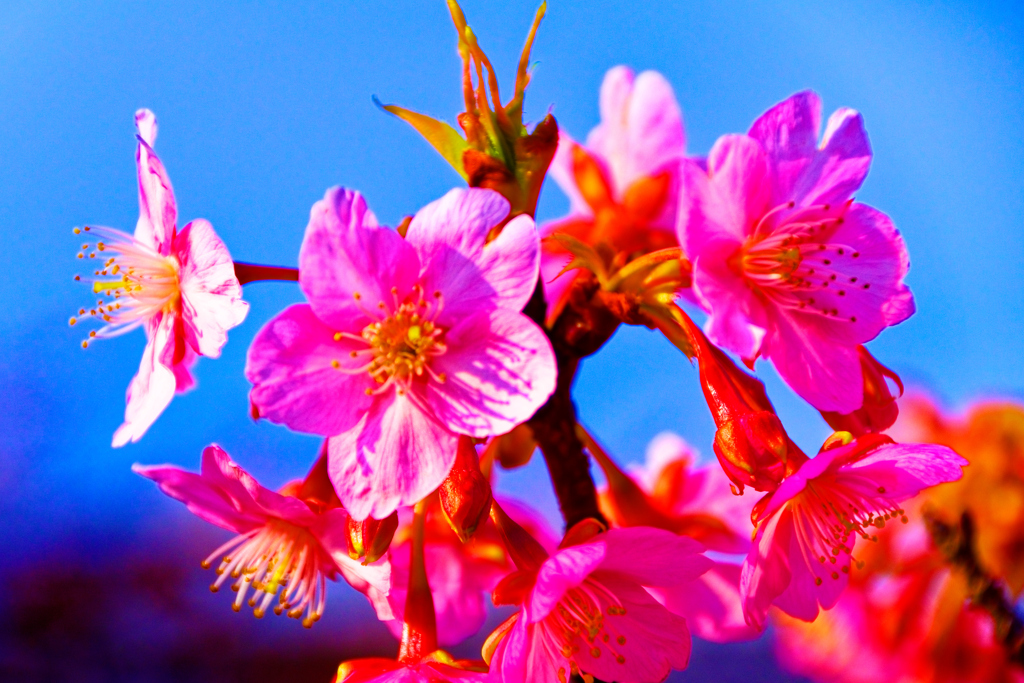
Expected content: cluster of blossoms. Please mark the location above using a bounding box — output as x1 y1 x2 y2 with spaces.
71 3 1022 682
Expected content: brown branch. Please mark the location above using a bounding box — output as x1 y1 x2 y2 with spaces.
525 273 615 531
233 262 299 285
924 511 1024 665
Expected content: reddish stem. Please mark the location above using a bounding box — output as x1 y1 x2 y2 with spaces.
233 262 299 285
397 501 437 663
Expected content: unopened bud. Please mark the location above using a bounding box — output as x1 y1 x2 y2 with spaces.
713 411 796 494
439 436 492 542
346 511 398 563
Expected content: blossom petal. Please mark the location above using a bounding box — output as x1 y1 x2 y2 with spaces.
315 508 395 621
740 506 795 630
298 187 418 331
794 107 872 207
246 304 373 436
571 577 692 683
424 309 556 438
112 312 177 447
762 311 864 413
406 188 539 317
846 443 966 500
587 67 686 191
328 394 458 520
131 460 259 532
134 109 177 254
596 527 711 587
525 542 606 624
747 91 822 205
175 219 248 358
651 561 760 643
491 615 563 683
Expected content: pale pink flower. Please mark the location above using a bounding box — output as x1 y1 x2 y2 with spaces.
677 91 914 413
133 444 392 627
246 187 556 520
74 109 248 446
740 435 966 629
488 527 711 683
541 66 686 316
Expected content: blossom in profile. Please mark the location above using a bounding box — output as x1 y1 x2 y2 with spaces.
487 525 711 683
133 444 391 627
246 187 556 520
740 432 966 629
677 91 914 414
72 109 248 446
541 66 686 319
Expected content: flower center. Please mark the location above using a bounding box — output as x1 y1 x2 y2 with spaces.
331 286 448 396
69 226 181 348
793 477 908 584
737 202 870 324
203 517 331 628
541 577 630 683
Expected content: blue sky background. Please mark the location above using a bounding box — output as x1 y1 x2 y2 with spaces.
1 0 1022 679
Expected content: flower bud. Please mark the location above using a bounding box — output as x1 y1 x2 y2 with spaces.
678 311 807 494
346 511 399 563
821 345 904 436
713 411 791 494
439 436 492 542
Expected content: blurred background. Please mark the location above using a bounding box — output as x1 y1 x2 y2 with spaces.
1 0 1022 680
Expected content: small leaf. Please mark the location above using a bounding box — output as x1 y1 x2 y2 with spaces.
544 232 609 283
375 98 469 180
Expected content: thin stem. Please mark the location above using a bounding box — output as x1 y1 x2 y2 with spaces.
233 262 299 285
924 511 1024 665
397 500 437 663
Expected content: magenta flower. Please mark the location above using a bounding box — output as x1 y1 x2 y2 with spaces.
73 109 248 446
246 187 556 520
488 527 711 683
677 91 914 413
133 444 392 627
739 434 966 630
541 66 686 315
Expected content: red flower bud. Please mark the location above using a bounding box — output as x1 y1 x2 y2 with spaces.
346 510 399 563
439 436 493 542
679 312 807 494
821 345 904 436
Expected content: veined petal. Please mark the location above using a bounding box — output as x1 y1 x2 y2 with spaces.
131 461 260 533
794 107 872 208
175 219 248 358
748 91 822 206
596 527 711 587
328 394 458 521
740 506 794 630
299 187 419 331
525 542 606 624
845 443 967 500
424 309 556 438
112 311 178 447
134 109 177 254
762 312 864 414
246 304 373 436
651 561 759 643
406 188 539 317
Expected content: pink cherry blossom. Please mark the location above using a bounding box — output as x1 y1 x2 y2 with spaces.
246 187 556 520
74 109 248 447
133 444 392 627
677 91 914 413
488 527 711 683
739 435 966 630
541 66 686 316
